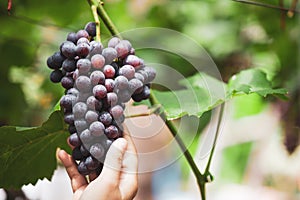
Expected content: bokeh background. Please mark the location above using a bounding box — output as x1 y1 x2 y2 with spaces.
0 0 299 199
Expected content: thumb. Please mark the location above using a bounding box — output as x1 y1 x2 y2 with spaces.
99 138 128 183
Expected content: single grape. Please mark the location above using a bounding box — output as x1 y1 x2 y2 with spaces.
99 111 113 126
128 78 143 94
134 72 145 83
86 96 102 111
103 65 115 78
64 113 74 125
85 110 99 124
77 59 91 74
102 47 117 64
73 102 88 119
114 75 128 90
75 76 92 92
68 133 81 147
76 92 90 103
76 42 90 58
62 58 76 72
67 32 77 44
77 37 90 45
72 146 84 160
78 160 89 175
124 55 142 69
118 89 131 102
60 41 76 58
108 37 121 48
85 156 100 170
118 65 135 79
104 79 115 92
84 22 96 37
90 70 105 85
89 121 105 136
52 51 66 67
50 70 64 83
75 120 89 133
89 41 103 56
61 76 74 89
79 129 93 144
60 94 76 111
105 125 119 139
90 143 105 160
76 29 89 40
143 66 156 83
110 105 124 119
115 41 130 59
91 54 105 69
47 56 60 70
93 84 107 99
106 92 118 106
132 85 150 102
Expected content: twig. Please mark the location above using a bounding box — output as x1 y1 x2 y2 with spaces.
91 5 101 42
287 0 299 17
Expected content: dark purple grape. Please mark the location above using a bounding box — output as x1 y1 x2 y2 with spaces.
102 47 117 64
75 76 92 92
103 65 115 78
52 51 66 67
119 65 135 79
60 94 76 111
77 59 91 74
108 37 121 48
89 121 105 136
68 125 77 134
105 125 119 139
90 143 105 160
50 70 64 83
85 110 99 124
114 76 128 90
80 145 90 157
78 160 89 175
72 146 84 160
86 96 102 111
64 113 74 125
84 22 96 37
76 29 89 40
76 42 90 57
85 156 100 170
47 56 60 70
67 32 77 44
105 79 115 92
60 41 76 58
99 111 113 126
61 76 74 89
62 58 76 72
90 70 105 85
80 129 93 144
91 54 105 69
110 105 124 119
132 85 150 102
93 85 107 99
69 133 81 147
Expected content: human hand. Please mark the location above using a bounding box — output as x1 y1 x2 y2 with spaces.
58 132 138 200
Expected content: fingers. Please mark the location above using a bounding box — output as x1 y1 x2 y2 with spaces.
57 149 88 192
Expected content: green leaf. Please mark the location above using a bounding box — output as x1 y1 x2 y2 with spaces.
0 111 70 189
152 87 224 120
227 68 288 97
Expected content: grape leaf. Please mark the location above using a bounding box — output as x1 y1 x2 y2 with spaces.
227 68 288 97
0 111 70 189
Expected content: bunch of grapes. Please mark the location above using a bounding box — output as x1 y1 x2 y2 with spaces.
46 22 156 175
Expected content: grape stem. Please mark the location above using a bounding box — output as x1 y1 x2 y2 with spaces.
85 0 225 199
91 5 101 42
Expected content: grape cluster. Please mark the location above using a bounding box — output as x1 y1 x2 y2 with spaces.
46 22 156 175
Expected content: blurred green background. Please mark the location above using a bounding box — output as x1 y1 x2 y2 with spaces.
0 0 299 199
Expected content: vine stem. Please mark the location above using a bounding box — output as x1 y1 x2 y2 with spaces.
85 1 226 199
